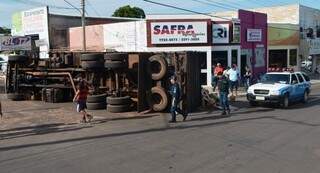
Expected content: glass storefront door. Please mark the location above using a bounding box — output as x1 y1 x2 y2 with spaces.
212 51 228 69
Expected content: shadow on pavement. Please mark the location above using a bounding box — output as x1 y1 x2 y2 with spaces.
0 123 92 140
0 116 274 152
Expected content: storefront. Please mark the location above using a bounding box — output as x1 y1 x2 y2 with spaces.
69 11 268 86
267 23 299 70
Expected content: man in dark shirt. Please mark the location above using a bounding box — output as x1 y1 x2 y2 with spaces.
217 72 231 116
169 76 187 123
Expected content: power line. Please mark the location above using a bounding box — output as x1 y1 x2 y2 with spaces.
63 0 81 12
192 0 236 11
13 0 75 10
143 0 300 31
87 0 101 17
63 0 89 15
205 0 244 10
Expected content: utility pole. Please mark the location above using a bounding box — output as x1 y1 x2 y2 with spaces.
81 0 86 51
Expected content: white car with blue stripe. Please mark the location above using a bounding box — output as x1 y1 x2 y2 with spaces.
247 72 311 108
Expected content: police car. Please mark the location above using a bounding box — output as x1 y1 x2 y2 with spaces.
247 72 311 108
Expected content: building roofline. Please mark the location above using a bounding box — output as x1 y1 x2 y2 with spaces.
49 13 143 21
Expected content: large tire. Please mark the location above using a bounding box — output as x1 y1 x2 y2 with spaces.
107 96 131 105
147 55 168 80
107 104 131 113
104 61 127 69
8 55 28 63
281 94 289 109
149 86 168 112
81 53 104 61
87 94 107 103
7 93 24 101
105 53 128 61
302 90 309 103
249 101 258 107
81 61 104 69
87 102 106 110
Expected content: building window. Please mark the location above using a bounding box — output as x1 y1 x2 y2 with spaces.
307 28 314 39
289 49 297 66
212 51 228 68
232 49 238 66
269 49 287 68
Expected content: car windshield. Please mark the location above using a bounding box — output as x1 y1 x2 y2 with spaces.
260 74 290 84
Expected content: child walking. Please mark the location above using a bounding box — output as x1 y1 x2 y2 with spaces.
73 80 93 123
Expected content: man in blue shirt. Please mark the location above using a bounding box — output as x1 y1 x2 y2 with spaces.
217 72 231 116
227 64 240 96
169 76 187 123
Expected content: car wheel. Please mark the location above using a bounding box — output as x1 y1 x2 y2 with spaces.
249 101 257 106
8 55 28 63
107 96 131 105
302 91 309 103
81 61 104 70
104 61 127 69
87 94 107 103
281 94 289 108
81 53 104 61
7 93 24 101
107 104 131 113
104 53 128 61
87 102 106 110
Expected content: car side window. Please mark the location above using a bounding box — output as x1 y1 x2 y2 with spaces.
296 73 304 83
302 73 310 81
291 74 299 84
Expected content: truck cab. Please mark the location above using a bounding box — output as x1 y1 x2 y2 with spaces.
247 72 311 108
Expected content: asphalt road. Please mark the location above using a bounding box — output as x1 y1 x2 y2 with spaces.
1 85 320 173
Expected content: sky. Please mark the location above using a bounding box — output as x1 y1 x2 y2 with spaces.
0 0 318 28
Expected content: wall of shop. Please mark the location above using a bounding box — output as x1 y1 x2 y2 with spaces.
239 10 268 78
69 25 104 51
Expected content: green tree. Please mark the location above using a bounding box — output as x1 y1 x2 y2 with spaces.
0 27 11 35
112 5 145 18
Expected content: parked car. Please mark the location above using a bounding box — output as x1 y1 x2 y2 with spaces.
247 72 311 108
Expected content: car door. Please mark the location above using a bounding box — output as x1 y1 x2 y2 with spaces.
290 74 300 100
296 73 306 97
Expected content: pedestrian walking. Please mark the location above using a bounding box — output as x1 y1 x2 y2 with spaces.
227 64 240 96
244 66 252 90
212 63 224 91
223 66 231 77
168 76 187 123
217 72 230 116
73 80 93 123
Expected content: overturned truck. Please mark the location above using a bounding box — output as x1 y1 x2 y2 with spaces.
5 51 204 113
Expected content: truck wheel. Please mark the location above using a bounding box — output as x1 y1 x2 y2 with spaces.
87 94 107 103
107 96 131 105
149 86 168 112
8 55 28 63
104 61 127 69
302 91 309 103
107 104 131 113
87 102 106 110
81 61 104 69
281 94 289 108
104 53 128 61
81 53 104 61
147 55 167 80
7 93 24 101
